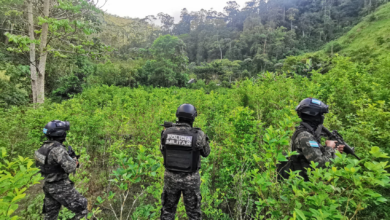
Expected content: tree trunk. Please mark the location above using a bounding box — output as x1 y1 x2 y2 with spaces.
37 0 51 103
5 22 13 45
27 0 37 104
217 34 223 60
331 42 334 56
219 45 223 60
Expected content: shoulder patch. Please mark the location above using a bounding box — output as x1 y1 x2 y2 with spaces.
308 141 319 148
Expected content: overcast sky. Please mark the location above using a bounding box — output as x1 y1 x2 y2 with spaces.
102 0 249 22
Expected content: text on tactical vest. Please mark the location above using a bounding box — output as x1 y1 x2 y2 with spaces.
166 134 193 146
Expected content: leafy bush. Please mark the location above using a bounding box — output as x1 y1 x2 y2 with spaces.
0 56 389 218
0 148 43 219
0 63 30 108
325 42 343 54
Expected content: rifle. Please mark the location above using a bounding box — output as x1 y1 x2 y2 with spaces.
322 127 361 160
68 145 80 168
160 121 176 128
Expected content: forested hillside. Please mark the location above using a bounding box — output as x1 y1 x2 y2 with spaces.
1 0 390 219
1 0 389 107
324 3 390 60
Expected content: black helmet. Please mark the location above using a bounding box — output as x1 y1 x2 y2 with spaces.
176 104 197 121
43 120 70 137
296 98 328 117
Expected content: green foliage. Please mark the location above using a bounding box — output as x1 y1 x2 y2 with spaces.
0 54 389 219
6 0 110 59
96 145 161 219
1 1 390 218
150 35 188 66
0 148 43 219
0 54 30 108
138 59 188 87
91 61 137 87
320 3 390 62
325 42 344 54
251 123 390 219
136 35 189 87
192 59 244 85
2 1 390 105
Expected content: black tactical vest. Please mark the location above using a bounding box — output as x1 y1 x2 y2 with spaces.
161 126 200 173
290 122 323 181
35 141 66 174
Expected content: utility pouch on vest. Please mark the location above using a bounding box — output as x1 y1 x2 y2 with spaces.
35 141 66 174
161 128 199 172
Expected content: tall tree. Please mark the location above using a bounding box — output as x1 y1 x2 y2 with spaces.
27 0 37 103
157 12 174 34
5 0 109 103
173 8 193 35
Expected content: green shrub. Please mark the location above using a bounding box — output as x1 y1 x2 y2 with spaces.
0 56 389 218
0 148 43 219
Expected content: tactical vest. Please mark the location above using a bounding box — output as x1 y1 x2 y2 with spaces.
34 141 66 174
290 122 323 181
161 126 200 173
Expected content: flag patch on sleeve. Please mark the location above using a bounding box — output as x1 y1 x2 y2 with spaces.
308 141 319 148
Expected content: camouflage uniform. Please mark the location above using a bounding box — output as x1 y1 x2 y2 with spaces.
160 123 211 220
291 124 335 181
40 141 88 220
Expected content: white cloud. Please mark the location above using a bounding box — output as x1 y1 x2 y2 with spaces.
102 0 249 21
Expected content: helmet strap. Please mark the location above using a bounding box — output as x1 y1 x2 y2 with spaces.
315 124 323 138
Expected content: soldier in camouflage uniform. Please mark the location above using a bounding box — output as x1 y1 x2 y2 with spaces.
291 98 344 181
160 104 211 220
35 120 88 220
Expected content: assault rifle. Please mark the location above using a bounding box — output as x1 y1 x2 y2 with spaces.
322 127 361 160
160 121 176 128
68 145 80 168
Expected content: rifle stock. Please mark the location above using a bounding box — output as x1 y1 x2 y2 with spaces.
322 127 361 160
160 121 175 128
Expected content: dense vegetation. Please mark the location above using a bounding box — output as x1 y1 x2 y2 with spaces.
1 55 390 219
1 0 390 107
282 4 390 76
1 0 390 219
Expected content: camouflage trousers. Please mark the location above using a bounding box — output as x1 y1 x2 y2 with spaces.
43 179 88 220
160 170 202 220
